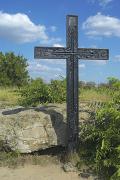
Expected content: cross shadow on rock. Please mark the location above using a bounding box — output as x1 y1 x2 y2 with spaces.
1 105 58 115
35 106 67 147
2 107 31 115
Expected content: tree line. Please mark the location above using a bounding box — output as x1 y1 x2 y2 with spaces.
79 77 120 89
0 51 119 89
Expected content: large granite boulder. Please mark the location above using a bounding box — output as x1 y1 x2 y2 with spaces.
0 103 93 153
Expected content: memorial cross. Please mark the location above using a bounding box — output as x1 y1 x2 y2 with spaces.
34 15 109 153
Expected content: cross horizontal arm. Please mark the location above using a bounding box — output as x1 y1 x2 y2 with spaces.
77 48 109 60
34 47 109 60
34 47 68 59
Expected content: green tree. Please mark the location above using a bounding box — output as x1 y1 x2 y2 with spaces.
85 81 96 89
107 77 120 89
0 52 29 87
79 81 86 88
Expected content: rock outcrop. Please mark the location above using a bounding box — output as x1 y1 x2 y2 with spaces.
0 103 94 153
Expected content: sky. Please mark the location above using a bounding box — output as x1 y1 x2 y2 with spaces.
0 0 120 83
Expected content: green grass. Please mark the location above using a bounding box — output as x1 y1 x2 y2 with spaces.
0 87 19 108
0 87 112 108
79 88 111 102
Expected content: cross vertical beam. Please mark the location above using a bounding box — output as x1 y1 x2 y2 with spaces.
66 15 79 153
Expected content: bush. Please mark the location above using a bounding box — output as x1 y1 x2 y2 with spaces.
19 78 66 106
19 78 50 106
49 78 66 103
78 84 120 179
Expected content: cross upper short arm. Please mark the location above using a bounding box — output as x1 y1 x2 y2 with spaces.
34 46 109 60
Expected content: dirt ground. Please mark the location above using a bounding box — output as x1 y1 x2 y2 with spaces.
0 164 81 180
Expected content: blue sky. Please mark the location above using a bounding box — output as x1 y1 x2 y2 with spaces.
0 0 120 83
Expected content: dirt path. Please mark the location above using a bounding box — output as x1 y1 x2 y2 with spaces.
0 164 81 180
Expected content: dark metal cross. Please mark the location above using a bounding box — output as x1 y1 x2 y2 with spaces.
34 15 109 153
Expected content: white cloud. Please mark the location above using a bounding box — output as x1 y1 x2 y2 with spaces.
28 61 86 79
0 11 61 45
95 60 107 65
90 0 113 7
50 26 57 32
79 64 86 68
54 74 66 79
88 59 107 65
41 37 62 46
28 61 62 73
53 43 64 47
90 45 97 48
28 61 65 82
0 11 49 43
98 0 112 7
115 55 120 61
82 12 120 38
40 59 65 65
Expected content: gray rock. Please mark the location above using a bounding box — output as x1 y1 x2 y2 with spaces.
0 103 94 153
0 104 67 153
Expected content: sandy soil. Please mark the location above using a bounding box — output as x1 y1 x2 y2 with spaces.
0 164 81 180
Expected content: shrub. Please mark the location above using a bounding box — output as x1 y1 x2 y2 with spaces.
19 78 66 106
49 78 66 103
78 85 120 179
19 78 50 106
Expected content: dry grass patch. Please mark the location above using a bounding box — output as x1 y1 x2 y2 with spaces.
0 151 60 169
80 89 111 102
0 87 19 107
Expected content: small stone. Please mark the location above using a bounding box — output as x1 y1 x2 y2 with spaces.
79 172 90 178
62 162 77 172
